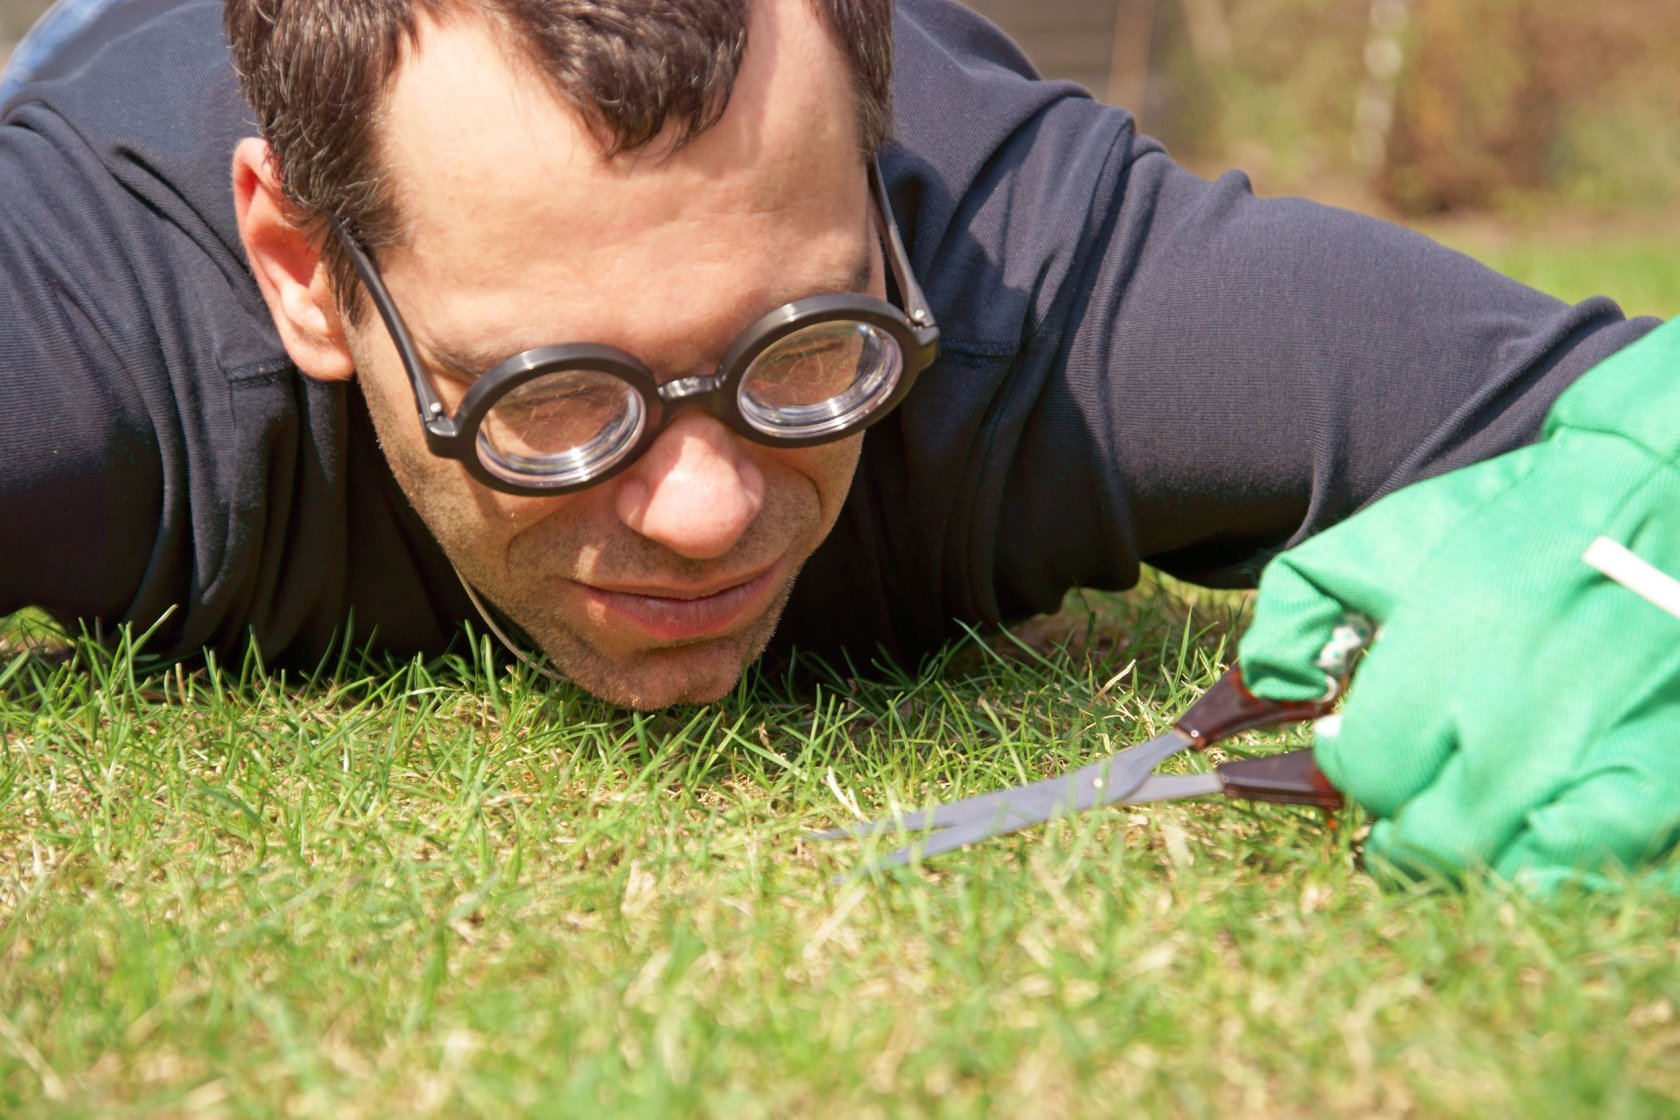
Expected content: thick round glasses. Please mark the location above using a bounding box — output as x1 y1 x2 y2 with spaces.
334 161 940 496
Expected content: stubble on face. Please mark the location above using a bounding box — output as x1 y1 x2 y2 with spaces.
501 456 854 704
359 399 859 708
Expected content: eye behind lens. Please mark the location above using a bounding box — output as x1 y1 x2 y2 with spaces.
738 320 904 438
475 368 647 487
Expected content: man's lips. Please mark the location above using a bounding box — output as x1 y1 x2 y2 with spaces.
575 563 783 643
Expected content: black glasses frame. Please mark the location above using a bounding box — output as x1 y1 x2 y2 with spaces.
333 159 940 496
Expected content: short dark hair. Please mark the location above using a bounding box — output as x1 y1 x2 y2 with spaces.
225 0 895 318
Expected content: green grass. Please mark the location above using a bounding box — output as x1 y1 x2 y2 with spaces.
3 581 1679 1118
1420 225 1680 321
4 239 1680 1117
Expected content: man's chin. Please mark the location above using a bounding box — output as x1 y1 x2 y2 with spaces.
506 561 803 709
555 638 760 710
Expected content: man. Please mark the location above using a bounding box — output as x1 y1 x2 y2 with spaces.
2 0 1671 881
2 0 1652 698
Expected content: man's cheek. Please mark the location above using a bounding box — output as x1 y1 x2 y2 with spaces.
780 435 863 523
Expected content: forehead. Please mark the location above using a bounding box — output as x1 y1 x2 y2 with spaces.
370 0 870 360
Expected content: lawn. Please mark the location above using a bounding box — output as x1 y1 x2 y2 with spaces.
1420 224 1680 322
2 245 1679 1118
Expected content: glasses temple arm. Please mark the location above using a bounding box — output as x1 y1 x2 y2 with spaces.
868 160 936 335
331 219 453 426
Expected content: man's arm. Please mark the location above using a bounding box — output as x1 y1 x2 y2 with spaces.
780 0 1652 668
0 4 330 660
0 0 483 664
0 100 164 630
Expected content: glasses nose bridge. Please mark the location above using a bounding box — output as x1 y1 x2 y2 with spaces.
652 371 736 432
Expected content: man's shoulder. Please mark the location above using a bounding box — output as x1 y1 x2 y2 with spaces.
3 0 293 386
0 1 376 659
5 1 252 261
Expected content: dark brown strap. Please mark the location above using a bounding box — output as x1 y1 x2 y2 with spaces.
1216 749 1344 808
1173 665 1337 748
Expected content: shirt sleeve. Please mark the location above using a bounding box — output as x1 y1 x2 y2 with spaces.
0 108 165 628
777 0 1655 668
0 2 477 666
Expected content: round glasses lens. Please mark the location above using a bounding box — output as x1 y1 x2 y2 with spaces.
476 368 645 487
737 320 903 438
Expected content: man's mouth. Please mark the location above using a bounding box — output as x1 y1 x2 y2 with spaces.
576 563 783 643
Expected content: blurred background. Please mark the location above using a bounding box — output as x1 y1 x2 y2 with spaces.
5 0 1678 307
0 0 46 68
964 0 1680 224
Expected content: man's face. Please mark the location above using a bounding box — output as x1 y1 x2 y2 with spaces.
338 1 878 708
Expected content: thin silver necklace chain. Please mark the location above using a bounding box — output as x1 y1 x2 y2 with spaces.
452 565 571 685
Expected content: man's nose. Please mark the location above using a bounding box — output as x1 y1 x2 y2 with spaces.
613 412 766 560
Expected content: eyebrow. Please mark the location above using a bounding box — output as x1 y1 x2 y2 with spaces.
420 248 877 382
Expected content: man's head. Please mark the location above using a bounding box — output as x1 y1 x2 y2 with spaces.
227 0 899 708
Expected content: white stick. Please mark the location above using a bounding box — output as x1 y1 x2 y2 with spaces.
1582 536 1680 623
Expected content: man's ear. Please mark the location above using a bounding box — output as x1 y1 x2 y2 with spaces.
232 137 357 382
